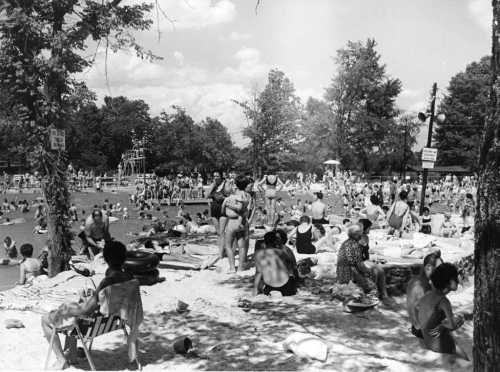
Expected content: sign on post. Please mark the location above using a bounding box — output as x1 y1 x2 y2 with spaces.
50 129 66 151
422 161 435 169
421 147 438 162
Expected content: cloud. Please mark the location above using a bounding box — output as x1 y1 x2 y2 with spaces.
221 47 269 83
468 0 491 33
173 51 185 66
133 0 237 30
400 89 422 99
227 31 252 41
81 46 269 145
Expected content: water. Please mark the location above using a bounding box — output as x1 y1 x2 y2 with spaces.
0 190 214 290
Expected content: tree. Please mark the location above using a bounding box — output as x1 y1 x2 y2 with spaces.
100 96 153 170
473 2 500 370
237 69 301 175
150 106 205 174
199 117 235 173
296 97 336 173
0 0 154 275
325 39 402 172
435 56 491 170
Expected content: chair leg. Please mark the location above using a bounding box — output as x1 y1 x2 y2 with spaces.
44 328 57 371
76 327 96 371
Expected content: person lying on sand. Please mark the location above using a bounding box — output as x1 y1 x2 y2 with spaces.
41 241 134 370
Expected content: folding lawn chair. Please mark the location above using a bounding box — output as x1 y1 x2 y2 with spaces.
44 279 143 371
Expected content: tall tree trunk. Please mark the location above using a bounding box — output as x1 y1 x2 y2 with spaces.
42 1 72 276
473 1 500 370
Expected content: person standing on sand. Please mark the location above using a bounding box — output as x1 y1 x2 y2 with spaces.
311 192 328 225
222 175 252 272
257 174 284 225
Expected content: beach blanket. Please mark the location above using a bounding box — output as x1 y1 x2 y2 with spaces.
0 272 99 313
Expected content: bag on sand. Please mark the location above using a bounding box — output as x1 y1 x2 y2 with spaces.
283 332 328 362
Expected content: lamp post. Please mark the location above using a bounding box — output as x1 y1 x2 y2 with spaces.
418 83 445 215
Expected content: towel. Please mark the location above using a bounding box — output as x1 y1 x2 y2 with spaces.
98 279 143 361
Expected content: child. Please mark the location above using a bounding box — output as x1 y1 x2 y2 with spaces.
16 244 42 285
420 207 432 234
122 207 129 220
221 192 247 229
440 213 457 238
3 236 17 259
253 206 266 228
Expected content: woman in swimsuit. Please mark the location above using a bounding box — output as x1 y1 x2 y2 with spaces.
222 175 252 272
386 190 411 237
257 174 283 226
415 263 469 360
287 215 316 254
16 244 42 285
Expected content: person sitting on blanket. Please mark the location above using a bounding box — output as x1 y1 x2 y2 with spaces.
253 231 297 297
41 240 134 370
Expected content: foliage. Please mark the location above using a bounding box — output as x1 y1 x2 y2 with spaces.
0 0 154 275
325 38 403 173
238 69 302 175
435 56 491 170
149 107 235 176
295 97 337 173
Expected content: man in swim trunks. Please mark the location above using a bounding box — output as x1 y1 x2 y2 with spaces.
83 209 110 259
311 192 328 225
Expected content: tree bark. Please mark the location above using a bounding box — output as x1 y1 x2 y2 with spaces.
473 1 500 370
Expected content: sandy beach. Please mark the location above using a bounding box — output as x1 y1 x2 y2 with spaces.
0 253 473 371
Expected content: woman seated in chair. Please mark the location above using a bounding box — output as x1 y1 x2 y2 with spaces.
41 241 133 369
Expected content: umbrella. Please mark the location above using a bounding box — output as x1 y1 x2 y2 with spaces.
323 160 340 165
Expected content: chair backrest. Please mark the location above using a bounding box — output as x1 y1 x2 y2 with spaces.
98 279 143 325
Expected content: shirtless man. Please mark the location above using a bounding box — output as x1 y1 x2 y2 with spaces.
83 209 110 259
311 192 328 225
253 231 297 296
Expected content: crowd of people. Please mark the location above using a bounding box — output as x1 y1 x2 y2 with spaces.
0 167 475 366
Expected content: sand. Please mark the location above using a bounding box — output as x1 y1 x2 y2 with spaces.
0 255 473 371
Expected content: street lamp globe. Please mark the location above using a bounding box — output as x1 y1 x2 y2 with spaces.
436 113 446 123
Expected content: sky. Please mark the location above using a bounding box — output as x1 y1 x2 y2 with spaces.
82 0 492 148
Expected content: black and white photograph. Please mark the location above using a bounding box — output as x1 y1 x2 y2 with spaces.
0 0 498 371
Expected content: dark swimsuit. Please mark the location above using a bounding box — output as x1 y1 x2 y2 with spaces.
312 218 328 225
296 226 316 254
263 277 297 296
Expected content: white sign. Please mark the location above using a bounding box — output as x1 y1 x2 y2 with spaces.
422 147 438 162
422 161 435 169
50 129 66 151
